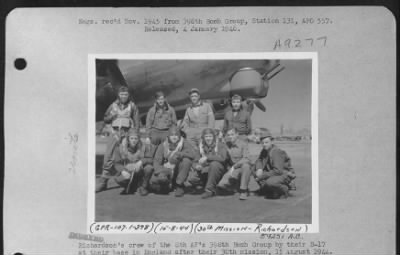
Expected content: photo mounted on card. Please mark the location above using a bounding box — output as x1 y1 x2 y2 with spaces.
88 53 318 233
4 6 395 255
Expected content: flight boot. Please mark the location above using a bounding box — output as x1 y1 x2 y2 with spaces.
96 177 109 193
175 186 185 197
238 189 249 200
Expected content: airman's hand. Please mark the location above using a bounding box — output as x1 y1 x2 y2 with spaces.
199 156 208 165
256 169 264 178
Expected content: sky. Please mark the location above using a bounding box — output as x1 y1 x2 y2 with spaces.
251 59 312 134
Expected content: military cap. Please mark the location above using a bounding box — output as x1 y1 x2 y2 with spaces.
188 88 200 95
259 129 273 140
118 86 129 93
202 128 216 137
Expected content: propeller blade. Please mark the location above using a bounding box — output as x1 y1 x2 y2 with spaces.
267 66 285 80
254 100 267 112
246 98 267 112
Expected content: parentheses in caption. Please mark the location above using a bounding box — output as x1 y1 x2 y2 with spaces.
147 222 155 233
89 223 96 234
194 222 200 234
154 222 162 234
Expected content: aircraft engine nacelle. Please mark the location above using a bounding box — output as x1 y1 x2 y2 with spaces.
228 68 269 98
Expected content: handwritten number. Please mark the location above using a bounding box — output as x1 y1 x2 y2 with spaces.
317 36 327 46
305 38 313 47
273 36 326 50
284 39 291 48
273 39 281 50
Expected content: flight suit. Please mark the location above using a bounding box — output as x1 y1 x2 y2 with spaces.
104 100 140 132
149 138 197 194
181 101 215 148
96 135 122 192
223 108 252 137
255 145 296 198
108 141 156 194
188 141 229 194
146 103 177 145
218 139 252 192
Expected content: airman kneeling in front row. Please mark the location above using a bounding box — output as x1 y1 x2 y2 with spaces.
96 118 131 193
217 127 252 200
150 125 197 197
102 129 156 195
188 128 229 199
254 130 296 199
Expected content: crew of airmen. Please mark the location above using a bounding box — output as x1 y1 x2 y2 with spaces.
96 87 296 200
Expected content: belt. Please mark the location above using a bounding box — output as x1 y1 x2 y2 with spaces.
151 127 169 131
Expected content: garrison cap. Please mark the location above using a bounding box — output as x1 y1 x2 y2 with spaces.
259 129 273 140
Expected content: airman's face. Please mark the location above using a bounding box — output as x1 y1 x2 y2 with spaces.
226 129 238 143
119 92 129 104
156 95 165 106
190 93 200 104
204 133 214 145
169 134 180 144
128 135 139 147
232 99 241 110
261 137 273 150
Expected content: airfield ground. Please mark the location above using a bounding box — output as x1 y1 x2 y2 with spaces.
95 139 312 223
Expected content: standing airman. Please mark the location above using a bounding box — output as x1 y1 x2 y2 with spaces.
145 91 177 145
181 88 215 148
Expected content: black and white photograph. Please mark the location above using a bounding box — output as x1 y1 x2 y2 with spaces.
4 6 396 255
91 54 317 224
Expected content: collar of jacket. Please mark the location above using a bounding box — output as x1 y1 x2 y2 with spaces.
231 105 243 112
203 142 216 152
226 139 240 148
260 144 276 157
115 99 131 107
190 100 203 108
154 102 169 111
127 142 142 153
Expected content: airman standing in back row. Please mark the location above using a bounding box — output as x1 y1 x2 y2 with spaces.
145 91 177 146
96 87 140 193
103 86 140 133
181 88 215 148
222 94 252 141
